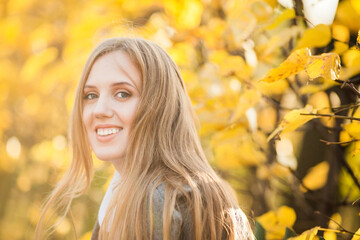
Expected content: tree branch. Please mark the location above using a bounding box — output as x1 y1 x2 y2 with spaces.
300 113 360 121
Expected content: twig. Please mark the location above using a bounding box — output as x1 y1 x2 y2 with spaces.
333 103 360 114
346 82 360 98
320 139 358 145
352 198 360 205
285 77 306 106
262 95 295 111
315 212 360 237
300 113 360 121
335 80 360 98
294 0 304 18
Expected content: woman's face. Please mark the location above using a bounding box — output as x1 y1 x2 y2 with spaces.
82 50 142 170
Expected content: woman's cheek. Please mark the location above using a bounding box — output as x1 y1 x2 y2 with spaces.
82 106 92 129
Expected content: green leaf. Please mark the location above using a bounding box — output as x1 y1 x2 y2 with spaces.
255 221 266 240
284 227 297 240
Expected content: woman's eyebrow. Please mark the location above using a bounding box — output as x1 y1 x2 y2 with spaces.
83 85 96 89
83 82 136 89
110 82 136 89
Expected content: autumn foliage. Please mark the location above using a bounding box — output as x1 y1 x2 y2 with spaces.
1 0 360 239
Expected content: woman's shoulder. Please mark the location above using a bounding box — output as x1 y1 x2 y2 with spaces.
150 182 194 240
150 182 254 240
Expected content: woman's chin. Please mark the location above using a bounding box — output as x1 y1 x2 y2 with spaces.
93 152 124 163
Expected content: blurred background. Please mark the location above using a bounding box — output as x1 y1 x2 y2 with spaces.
1 0 360 239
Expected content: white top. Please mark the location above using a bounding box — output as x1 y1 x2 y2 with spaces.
98 170 121 226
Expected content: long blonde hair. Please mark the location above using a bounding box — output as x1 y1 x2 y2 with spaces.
35 37 254 240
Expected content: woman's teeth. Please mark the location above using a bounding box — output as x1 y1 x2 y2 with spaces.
97 128 120 136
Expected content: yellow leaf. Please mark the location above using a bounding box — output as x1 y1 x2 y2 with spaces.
231 89 261 123
267 105 316 141
328 213 342 229
256 78 289 95
324 232 337 240
351 228 360 240
353 105 360 118
342 49 360 68
299 79 337 95
332 24 350 43
344 122 360 139
266 8 295 30
29 23 56 53
196 18 226 49
258 26 302 58
339 130 352 146
302 161 329 191
209 50 247 77
351 0 360 15
277 206 296 226
80 231 92 240
257 210 277 227
281 105 316 133
0 109 11 132
289 227 320 240
258 107 277 133
263 0 277 8
55 217 71 235
257 206 296 239
250 1 273 22
344 106 360 139
0 18 22 45
308 92 330 112
296 24 332 49
197 107 231 137
6 0 34 14
305 53 341 80
331 41 349 55
223 13 257 51
164 0 203 30
213 139 266 168
307 92 335 128
20 47 58 82
168 42 198 68
212 126 266 168
340 142 360 200
257 164 270 180
337 0 360 32
21 94 41 117
181 69 199 91
270 163 292 179
261 48 311 83
222 0 247 20
16 172 32 192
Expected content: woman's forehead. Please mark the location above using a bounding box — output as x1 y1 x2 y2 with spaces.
85 50 142 91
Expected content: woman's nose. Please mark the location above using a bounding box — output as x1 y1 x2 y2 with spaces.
94 96 114 118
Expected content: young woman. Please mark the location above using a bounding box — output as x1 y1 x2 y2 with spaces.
36 37 254 240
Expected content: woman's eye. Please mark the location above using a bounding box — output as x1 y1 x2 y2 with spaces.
116 91 131 99
84 93 97 100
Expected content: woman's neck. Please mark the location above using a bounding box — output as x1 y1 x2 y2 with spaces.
98 170 121 225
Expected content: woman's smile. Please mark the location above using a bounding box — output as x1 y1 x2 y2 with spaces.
95 125 123 142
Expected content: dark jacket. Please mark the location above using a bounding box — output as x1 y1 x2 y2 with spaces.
91 183 194 240
91 183 253 240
